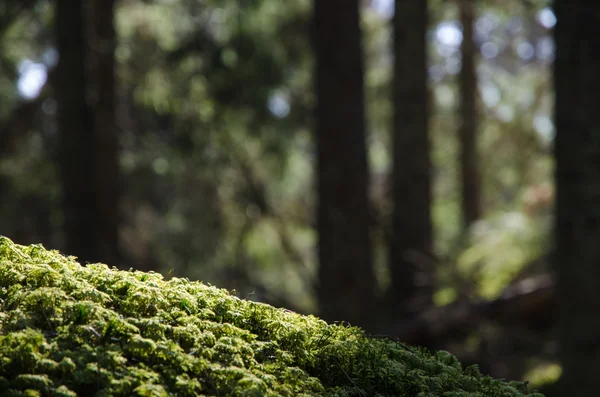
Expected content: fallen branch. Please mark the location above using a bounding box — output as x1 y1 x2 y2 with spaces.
389 274 556 346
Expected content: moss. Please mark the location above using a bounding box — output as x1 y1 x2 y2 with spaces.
0 237 543 396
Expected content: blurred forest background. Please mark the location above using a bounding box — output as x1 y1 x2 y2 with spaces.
1 0 597 395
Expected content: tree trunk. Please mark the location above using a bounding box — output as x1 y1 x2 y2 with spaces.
55 0 97 263
89 0 121 266
313 0 376 330
55 0 120 265
458 0 481 230
387 0 433 316
554 2 600 396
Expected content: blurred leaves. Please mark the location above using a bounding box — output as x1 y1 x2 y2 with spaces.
0 0 555 328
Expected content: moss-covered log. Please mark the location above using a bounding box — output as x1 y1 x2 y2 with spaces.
0 237 543 396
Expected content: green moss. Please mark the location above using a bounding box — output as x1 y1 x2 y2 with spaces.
0 237 543 396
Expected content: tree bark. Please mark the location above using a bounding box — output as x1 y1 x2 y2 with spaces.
313 0 376 330
388 0 433 316
554 2 600 396
458 0 481 230
89 0 121 266
55 0 120 265
55 0 97 263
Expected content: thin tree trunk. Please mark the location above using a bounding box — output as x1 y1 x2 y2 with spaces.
89 0 120 265
554 2 600 396
388 0 433 316
458 0 481 230
55 0 97 262
313 0 376 330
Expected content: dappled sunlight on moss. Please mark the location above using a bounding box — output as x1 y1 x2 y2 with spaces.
0 237 543 396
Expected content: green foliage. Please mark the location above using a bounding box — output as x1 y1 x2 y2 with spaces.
523 363 561 391
0 237 543 396
0 0 556 318
457 211 549 299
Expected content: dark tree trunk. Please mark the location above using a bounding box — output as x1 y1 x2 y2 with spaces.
554 1 600 396
554 0 600 397
458 0 481 230
313 0 376 330
89 0 121 266
387 0 433 316
55 0 97 263
55 0 120 265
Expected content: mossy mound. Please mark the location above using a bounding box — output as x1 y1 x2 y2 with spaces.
0 237 543 397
